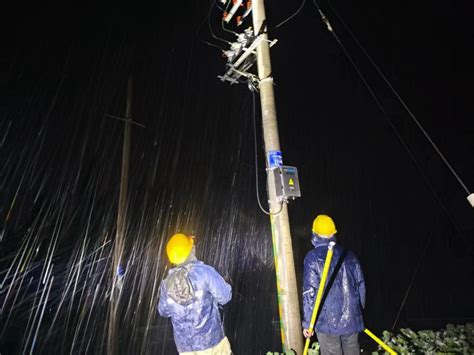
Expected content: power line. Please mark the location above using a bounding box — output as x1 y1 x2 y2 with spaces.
208 1 232 45
275 0 306 29
214 0 226 12
309 4 472 329
196 1 226 51
326 0 471 196
391 236 431 331
310 0 460 231
220 0 239 36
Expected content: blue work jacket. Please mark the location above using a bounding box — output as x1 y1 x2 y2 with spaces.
158 260 232 353
302 234 366 335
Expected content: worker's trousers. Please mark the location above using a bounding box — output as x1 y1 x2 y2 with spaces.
180 336 232 355
316 332 359 355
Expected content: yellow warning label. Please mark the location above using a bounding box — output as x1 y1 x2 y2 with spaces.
289 178 294 186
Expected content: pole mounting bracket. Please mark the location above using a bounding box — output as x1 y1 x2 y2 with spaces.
218 30 278 86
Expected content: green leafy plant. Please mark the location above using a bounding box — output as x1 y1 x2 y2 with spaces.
266 342 320 355
307 341 320 354
375 323 474 354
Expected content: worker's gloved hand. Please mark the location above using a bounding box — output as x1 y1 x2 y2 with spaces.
117 265 125 277
303 329 314 338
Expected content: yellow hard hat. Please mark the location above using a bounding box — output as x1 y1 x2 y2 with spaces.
166 233 194 265
312 215 337 236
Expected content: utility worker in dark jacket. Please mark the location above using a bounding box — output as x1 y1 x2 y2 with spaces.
158 233 232 355
302 215 366 355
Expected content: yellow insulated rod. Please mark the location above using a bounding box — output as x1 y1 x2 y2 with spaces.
303 241 335 355
364 328 397 355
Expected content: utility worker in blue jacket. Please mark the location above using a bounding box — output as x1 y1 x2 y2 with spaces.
302 215 366 355
158 233 232 354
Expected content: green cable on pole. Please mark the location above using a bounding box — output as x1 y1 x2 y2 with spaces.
303 241 335 355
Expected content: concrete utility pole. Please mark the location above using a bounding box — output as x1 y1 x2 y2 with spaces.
108 76 133 355
116 76 133 278
252 1 303 353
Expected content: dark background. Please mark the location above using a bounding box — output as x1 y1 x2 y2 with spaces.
1 1 473 353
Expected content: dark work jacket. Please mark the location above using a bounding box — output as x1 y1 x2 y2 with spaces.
302 234 365 335
158 260 232 353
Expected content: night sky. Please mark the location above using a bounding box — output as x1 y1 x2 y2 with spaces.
1 1 473 354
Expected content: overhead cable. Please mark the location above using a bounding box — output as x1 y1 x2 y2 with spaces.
275 0 306 29
391 236 431 331
311 0 461 230
251 88 284 216
196 1 226 51
208 2 232 45
214 0 226 12
325 0 471 197
221 0 239 36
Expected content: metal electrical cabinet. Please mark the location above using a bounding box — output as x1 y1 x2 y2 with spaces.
269 166 301 202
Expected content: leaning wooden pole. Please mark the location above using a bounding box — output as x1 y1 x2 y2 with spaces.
107 76 133 355
252 1 303 353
